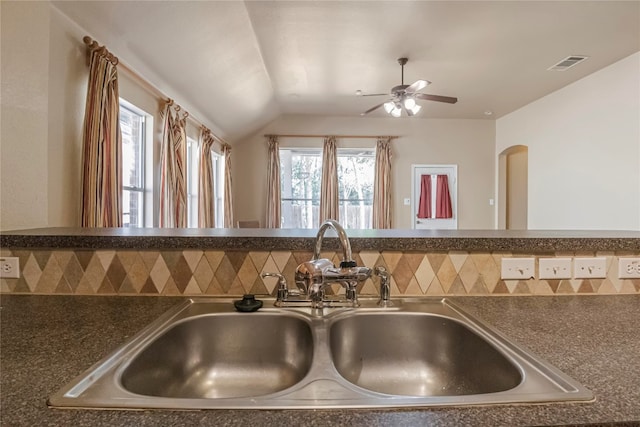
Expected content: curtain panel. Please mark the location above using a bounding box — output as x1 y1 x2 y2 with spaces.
80 48 122 227
222 144 234 228
158 104 187 228
198 128 217 227
319 136 339 224
372 137 393 229
417 174 432 219
417 174 453 219
436 174 453 219
265 135 281 228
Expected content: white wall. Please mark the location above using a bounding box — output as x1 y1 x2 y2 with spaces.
496 52 640 230
46 5 89 228
1 1 52 230
233 115 496 229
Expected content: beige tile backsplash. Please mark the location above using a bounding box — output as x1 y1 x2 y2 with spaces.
1 249 639 296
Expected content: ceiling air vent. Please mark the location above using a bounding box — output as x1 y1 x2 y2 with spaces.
548 56 589 71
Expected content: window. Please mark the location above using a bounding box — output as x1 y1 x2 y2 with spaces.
119 100 151 227
337 149 375 229
213 152 225 228
280 149 322 228
186 137 200 228
279 148 375 229
186 137 225 228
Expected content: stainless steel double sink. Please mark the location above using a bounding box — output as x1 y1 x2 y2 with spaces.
48 298 593 409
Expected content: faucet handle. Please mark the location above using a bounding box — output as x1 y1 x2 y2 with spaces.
261 272 289 301
375 266 389 276
261 272 285 281
374 266 393 307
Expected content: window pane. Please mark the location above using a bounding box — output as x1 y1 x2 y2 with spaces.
120 106 144 189
119 100 148 227
338 150 374 229
280 149 322 228
213 153 224 228
122 189 144 228
186 137 200 228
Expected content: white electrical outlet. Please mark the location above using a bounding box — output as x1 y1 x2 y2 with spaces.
501 258 535 280
618 258 640 279
0 257 20 279
539 258 572 279
573 257 607 279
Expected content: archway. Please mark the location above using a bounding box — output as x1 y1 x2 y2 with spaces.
498 145 528 229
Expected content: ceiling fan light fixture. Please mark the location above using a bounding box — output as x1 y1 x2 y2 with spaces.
391 105 402 117
403 97 416 110
384 101 395 114
410 104 422 115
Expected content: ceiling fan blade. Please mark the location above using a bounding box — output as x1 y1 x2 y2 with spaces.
415 93 458 104
361 93 389 97
405 79 429 93
361 102 387 116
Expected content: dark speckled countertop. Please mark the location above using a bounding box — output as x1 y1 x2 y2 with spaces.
1 294 639 427
2 227 639 252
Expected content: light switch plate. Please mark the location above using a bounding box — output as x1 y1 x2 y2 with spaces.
539 258 572 279
501 258 535 280
574 257 607 279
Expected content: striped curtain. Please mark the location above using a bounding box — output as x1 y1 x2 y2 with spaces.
80 47 122 227
222 144 234 228
158 103 187 227
372 136 393 228
319 136 339 224
265 135 281 228
198 128 216 227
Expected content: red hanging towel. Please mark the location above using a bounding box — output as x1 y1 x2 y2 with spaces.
436 174 453 219
417 174 432 218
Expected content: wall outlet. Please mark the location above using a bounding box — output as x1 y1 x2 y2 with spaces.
501 258 535 280
539 257 572 279
618 258 640 279
574 257 607 279
0 257 20 279
403 198 411 206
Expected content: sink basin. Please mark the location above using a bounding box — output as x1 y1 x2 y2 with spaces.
121 314 313 398
330 313 522 396
49 298 593 409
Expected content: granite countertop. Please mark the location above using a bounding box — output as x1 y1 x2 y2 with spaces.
2 227 639 251
2 294 640 427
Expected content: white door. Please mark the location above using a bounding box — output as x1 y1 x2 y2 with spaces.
411 165 458 229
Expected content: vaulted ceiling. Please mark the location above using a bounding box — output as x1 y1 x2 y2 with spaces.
51 1 640 141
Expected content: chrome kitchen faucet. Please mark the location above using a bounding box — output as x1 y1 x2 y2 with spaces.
262 220 372 309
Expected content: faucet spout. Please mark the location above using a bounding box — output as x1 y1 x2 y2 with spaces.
295 220 370 308
313 219 355 267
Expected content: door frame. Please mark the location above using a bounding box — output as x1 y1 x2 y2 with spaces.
411 164 458 229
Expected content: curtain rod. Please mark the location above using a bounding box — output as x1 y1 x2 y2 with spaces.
82 36 230 147
265 134 398 139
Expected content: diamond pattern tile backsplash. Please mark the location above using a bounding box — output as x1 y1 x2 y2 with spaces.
1 249 639 296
